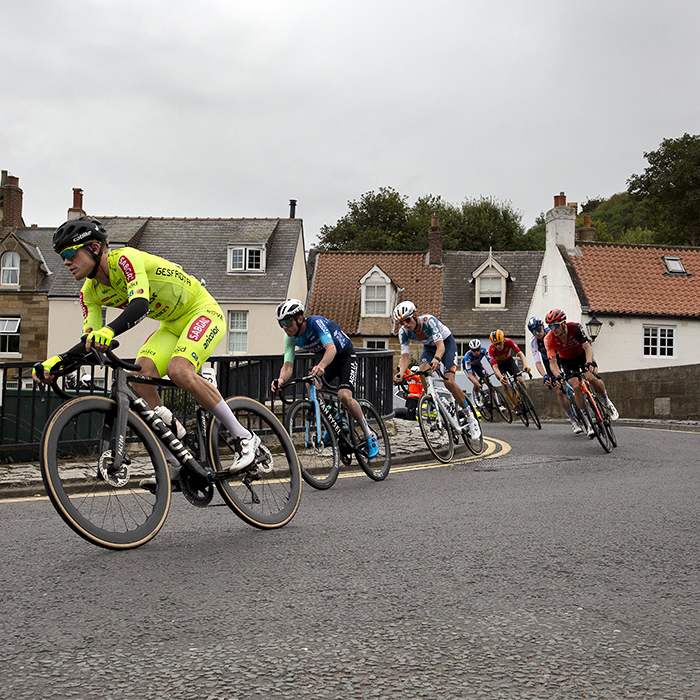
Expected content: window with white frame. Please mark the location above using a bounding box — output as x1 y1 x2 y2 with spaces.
0 318 20 353
228 246 265 273
477 275 505 307
228 311 248 354
1 251 20 286
364 339 387 350
542 275 548 294
643 325 675 357
360 267 391 317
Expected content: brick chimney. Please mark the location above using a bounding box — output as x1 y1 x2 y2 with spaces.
428 210 442 266
545 191 576 251
68 187 86 220
576 214 596 242
0 172 24 228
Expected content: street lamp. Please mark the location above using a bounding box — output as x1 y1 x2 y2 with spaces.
586 314 603 342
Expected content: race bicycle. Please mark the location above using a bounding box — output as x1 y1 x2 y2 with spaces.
472 373 513 424
37 345 302 549
500 370 541 429
404 368 483 463
276 376 390 489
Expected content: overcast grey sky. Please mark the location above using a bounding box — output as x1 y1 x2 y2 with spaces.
2 0 698 247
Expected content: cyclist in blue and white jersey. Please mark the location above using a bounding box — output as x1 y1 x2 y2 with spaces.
392 301 480 439
461 338 491 403
271 299 378 458
528 316 582 434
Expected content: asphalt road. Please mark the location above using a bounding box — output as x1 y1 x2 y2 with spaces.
1 420 699 699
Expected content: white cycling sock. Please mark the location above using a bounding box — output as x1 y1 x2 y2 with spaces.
210 399 251 439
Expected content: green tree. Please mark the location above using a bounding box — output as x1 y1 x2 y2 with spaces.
627 133 700 246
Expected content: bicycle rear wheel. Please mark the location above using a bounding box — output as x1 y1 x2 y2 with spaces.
583 393 611 453
348 400 391 481
40 396 171 550
417 395 454 463
287 399 340 489
492 388 513 423
207 396 302 528
521 389 541 429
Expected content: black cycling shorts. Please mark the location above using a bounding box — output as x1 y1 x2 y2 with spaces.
559 352 587 378
496 357 520 379
324 351 358 393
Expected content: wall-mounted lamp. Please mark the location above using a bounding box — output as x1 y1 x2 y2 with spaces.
586 314 603 342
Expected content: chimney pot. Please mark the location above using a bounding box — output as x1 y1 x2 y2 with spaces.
553 192 567 208
289 199 297 218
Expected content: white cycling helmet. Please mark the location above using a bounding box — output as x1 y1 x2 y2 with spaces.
468 339 481 350
393 301 416 322
276 298 305 321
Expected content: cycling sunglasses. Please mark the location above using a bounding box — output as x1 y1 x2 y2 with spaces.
278 317 297 328
59 244 88 261
547 322 563 331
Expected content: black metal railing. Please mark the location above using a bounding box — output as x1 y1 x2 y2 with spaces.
0 349 395 462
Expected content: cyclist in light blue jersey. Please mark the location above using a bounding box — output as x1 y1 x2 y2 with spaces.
392 301 480 439
271 299 378 458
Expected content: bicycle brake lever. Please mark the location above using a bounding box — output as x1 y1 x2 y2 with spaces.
90 347 106 368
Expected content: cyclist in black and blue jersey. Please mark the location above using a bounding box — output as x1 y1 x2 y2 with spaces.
527 316 582 434
461 338 491 405
271 299 378 458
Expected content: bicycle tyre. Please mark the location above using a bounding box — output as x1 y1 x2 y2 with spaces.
521 389 541 430
583 393 611 453
604 411 618 448
474 388 493 422
40 396 171 550
349 399 391 481
463 397 484 455
287 399 340 489
207 396 302 528
516 393 529 427
417 395 454 463
492 388 513 423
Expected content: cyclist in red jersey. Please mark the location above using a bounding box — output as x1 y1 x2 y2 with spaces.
488 329 531 409
543 309 619 435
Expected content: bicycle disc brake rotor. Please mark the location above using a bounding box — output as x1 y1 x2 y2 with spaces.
180 470 214 507
98 451 130 488
256 444 273 473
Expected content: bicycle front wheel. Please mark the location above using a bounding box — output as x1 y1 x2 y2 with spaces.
287 399 340 489
583 393 611 453
208 396 302 528
475 388 493 422
493 388 513 423
349 400 391 481
463 397 484 455
521 389 541 429
418 395 454 463
40 396 171 550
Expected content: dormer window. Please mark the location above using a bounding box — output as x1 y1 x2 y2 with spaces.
1 251 20 286
228 246 266 273
472 249 508 309
360 266 391 317
663 256 687 275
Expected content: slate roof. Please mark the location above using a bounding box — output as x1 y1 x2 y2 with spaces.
564 241 700 318
47 217 303 302
441 250 544 338
308 251 443 333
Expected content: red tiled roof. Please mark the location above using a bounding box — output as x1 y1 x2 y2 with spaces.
568 242 700 317
308 251 443 333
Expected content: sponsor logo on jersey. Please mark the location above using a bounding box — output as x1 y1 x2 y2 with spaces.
154 266 192 285
187 316 211 341
202 325 220 350
118 255 136 282
79 291 88 320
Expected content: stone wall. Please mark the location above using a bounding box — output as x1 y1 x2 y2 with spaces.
524 363 700 421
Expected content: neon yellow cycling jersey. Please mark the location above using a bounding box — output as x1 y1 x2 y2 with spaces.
79 247 210 333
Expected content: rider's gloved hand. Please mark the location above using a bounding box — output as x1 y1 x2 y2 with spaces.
86 326 115 350
523 365 531 374
33 355 62 383
543 374 553 387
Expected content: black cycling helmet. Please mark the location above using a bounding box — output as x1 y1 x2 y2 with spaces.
52 216 108 254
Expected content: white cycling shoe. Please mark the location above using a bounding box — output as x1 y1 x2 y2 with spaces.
606 401 619 421
230 432 261 472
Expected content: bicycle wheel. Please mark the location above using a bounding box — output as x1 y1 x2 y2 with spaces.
207 396 302 528
463 397 484 455
604 411 618 448
583 393 611 453
474 388 493 422
348 399 391 481
417 395 454 463
515 393 529 427
492 388 513 423
521 389 541 429
287 399 340 489
40 396 171 550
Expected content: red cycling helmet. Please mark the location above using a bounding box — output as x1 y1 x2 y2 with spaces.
545 309 567 325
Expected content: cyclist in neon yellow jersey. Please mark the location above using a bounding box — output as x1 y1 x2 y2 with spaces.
33 216 260 488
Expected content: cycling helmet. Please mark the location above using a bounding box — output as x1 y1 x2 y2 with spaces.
527 316 544 333
52 216 108 255
490 329 504 344
275 298 305 321
468 339 481 350
393 301 416 322
545 309 566 325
